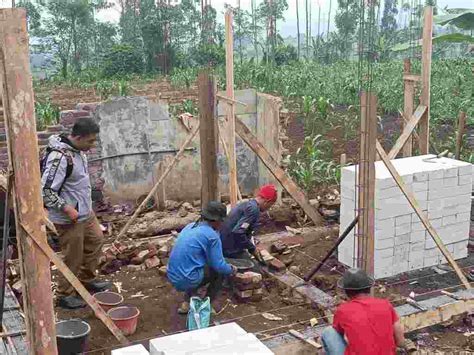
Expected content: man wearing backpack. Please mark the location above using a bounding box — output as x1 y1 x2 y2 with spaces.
41 117 110 309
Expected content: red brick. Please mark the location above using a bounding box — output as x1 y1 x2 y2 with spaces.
269 258 286 272
145 256 161 269
235 280 263 291
158 245 170 258
60 110 92 126
131 250 150 265
233 271 262 285
76 103 99 112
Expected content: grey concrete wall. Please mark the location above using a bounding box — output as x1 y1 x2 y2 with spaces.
94 89 280 202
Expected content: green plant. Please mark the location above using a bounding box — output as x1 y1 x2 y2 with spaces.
117 80 130 97
35 100 60 131
102 44 144 78
182 99 197 115
95 80 114 100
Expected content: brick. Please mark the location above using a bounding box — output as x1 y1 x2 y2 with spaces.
131 250 150 265
76 102 99 112
395 233 410 246
443 177 458 187
396 224 411 236
234 289 253 299
233 272 262 285
268 258 286 272
259 250 274 262
428 169 444 180
235 281 263 291
271 241 288 254
395 215 411 226
158 245 170 258
145 256 161 269
60 110 92 126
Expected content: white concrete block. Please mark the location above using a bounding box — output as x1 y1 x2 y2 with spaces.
428 209 443 220
376 186 402 200
459 174 472 186
444 168 458 178
443 177 458 187
149 323 247 355
412 181 428 192
442 215 457 226
457 182 473 196
424 256 440 268
394 244 410 259
456 212 471 223
408 257 424 270
188 334 273 355
113 345 149 355
376 218 395 231
375 237 394 250
428 169 444 180
428 179 444 191
393 261 409 273
413 171 428 182
395 233 410 246
374 266 393 279
410 231 426 244
458 164 473 176
395 214 411 226
375 228 395 240
395 223 411 236
377 248 395 259
376 177 396 190
409 241 425 252
455 203 472 213
428 200 444 212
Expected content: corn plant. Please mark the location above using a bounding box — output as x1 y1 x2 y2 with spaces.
35 100 60 131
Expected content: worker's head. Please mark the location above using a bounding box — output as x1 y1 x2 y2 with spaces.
201 201 227 230
69 117 100 151
337 268 374 299
255 184 277 211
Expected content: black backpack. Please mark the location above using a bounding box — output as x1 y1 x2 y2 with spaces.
40 147 74 192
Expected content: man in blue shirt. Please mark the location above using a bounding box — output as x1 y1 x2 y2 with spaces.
168 201 237 314
220 184 277 266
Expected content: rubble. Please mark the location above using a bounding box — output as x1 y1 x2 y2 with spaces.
232 271 265 303
145 256 161 269
268 258 286 272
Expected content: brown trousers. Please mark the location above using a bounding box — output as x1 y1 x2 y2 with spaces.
55 214 104 297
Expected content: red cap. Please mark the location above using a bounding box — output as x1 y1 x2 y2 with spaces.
257 184 277 202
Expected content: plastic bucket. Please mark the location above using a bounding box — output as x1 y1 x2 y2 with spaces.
93 291 124 312
107 306 140 336
56 319 91 355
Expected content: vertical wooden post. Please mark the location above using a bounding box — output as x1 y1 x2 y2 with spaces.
154 161 166 211
419 6 433 155
402 59 415 157
198 71 219 207
340 153 347 166
225 10 238 207
357 92 377 276
0 9 57 354
455 112 466 160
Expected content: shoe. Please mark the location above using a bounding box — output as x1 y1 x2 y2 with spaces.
84 280 112 293
57 295 86 309
178 301 190 315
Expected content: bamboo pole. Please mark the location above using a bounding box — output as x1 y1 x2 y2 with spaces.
455 112 466 160
402 59 415 157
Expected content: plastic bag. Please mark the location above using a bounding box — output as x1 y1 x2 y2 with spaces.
187 296 211 331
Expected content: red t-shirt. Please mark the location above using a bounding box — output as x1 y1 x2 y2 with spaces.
333 296 399 355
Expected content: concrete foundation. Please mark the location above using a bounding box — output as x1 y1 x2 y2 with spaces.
339 155 473 279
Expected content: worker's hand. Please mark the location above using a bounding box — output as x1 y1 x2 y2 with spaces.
63 205 79 223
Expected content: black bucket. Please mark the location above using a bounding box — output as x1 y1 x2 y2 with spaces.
56 319 91 355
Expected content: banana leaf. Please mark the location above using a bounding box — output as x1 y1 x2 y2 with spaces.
391 33 474 52
435 10 474 30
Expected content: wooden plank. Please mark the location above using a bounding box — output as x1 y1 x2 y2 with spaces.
419 6 433 154
357 92 376 275
216 94 247 107
217 122 243 201
154 161 166 211
402 74 421 82
455 111 466 160
376 140 471 289
263 268 334 309
198 71 219 208
115 124 200 241
402 59 415 157
235 117 323 225
21 223 130 346
225 10 238 207
388 105 427 160
0 9 58 354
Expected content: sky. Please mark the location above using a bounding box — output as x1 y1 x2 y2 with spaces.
0 0 471 37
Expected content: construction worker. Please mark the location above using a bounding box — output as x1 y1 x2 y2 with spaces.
321 268 405 354
167 201 238 314
41 118 110 309
220 184 277 266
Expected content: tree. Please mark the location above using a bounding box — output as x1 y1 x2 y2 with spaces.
380 0 398 58
335 0 360 59
296 0 300 59
257 0 288 64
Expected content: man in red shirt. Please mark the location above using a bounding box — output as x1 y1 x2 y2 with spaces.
321 268 405 354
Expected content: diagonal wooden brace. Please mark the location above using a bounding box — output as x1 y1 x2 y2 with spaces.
20 223 130 345
388 105 427 159
376 141 471 289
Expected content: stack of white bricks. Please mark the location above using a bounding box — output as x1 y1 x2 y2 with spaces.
339 155 473 279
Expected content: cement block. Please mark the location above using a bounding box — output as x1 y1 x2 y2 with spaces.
459 174 472 186
455 203 472 213
413 171 428 182
458 164 473 176
428 169 444 180
395 233 410 246
456 212 471 223
375 228 395 240
394 244 410 259
375 256 394 268
375 237 394 250
412 181 428 192
411 220 426 232
442 215 457 226
376 177 396 190
188 334 273 355
395 215 411 226
443 168 458 178
396 223 411 236
428 209 443 219
112 345 149 355
377 248 395 259
443 177 458 187
374 266 393 279
376 186 402 200
376 218 395 231
410 231 426 244
392 261 409 273
408 257 424 270
428 179 444 191
409 242 425 252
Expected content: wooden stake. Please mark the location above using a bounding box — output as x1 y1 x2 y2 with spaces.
235 117 323 225
21 223 129 345
217 122 243 201
419 6 433 154
340 153 347 166
455 111 466 160
357 92 377 276
0 9 57 354
402 59 415 157
225 10 238 207
115 123 200 241
376 140 471 289
198 71 219 208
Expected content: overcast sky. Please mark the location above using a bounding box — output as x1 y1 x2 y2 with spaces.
0 0 471 36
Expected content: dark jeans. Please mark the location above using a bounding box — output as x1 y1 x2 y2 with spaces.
185 266 223 301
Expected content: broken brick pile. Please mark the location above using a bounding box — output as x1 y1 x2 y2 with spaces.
100 237 174 277
232 272 264 302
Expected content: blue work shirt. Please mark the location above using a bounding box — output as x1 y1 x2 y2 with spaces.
167 221 233 292
220 199 260 257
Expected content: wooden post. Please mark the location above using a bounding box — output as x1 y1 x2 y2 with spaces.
198 71 219 207
154 161 166 210
357 92 377 276
0 9 57 354
455 112 466 160
340 153 347 166
225 10 238 207
403 59 415 157
419 6 433 154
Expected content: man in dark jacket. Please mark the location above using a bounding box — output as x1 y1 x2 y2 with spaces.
220 184 277 264
168 201 238 314
41 118 110 309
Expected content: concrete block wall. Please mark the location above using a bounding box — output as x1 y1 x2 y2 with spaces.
339 155 473 279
